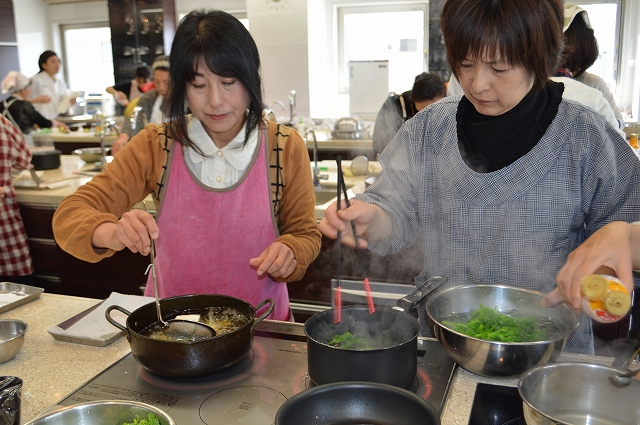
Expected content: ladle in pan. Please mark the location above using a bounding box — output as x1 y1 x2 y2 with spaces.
142 202 216 341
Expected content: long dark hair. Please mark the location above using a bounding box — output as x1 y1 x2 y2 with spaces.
166 9 263 150
441 0 564 92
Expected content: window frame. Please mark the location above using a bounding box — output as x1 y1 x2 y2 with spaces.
337 2 429 94
59 21 113 93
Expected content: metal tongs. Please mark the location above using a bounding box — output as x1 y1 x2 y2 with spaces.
334 157 375 323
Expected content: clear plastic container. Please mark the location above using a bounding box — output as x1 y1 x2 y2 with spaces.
581 274 631 323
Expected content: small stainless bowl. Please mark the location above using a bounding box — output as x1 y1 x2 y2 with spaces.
73 147 104 163
25 401 176 425
0 320 27 364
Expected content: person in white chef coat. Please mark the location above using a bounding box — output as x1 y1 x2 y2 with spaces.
29 51 76 120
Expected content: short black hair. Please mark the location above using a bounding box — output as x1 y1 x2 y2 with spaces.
166 9 263 150
411 72 446 102
441 0 564 92
38 51 58 72
134 66 150 80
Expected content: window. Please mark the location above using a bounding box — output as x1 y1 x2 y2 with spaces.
60 23 114 95
338 3 428 95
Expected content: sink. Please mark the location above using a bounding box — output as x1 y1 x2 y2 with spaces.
314 188 340 205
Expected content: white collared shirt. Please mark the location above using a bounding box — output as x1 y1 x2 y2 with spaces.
184 116 258 188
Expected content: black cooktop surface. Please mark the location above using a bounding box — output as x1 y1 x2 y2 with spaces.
468 383 525 425
51 321 456 425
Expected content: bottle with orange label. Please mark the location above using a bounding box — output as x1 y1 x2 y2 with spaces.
581 274 631 323
630 133 638 150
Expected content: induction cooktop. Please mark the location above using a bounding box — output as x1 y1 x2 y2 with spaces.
51 320 457 425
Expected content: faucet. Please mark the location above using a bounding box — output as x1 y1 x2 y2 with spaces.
99 117 120 169
288 90 296 126
306 128 328 187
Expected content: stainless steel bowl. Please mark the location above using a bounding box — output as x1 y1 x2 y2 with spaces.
0 320 27 364
519 362 640 425
25 401 176 425
425 284 580 378
73 147 104 163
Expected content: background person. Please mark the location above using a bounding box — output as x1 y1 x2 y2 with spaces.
52 9 322 321
106 66 151 113
372 72 446 158
319 0 640 354
559 5 624 128
1 71 65 147
110 56 170 155
29 51 75 120
0 115 34 284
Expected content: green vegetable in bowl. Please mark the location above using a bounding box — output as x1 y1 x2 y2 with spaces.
443 304 546 342
122 413 161 425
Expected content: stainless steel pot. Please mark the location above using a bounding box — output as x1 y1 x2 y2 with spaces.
425 284 580 378
518 329 640 425
331 116 365 139
519 362 640 425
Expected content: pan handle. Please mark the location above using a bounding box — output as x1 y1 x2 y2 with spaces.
393 275 448 314
611 327 640 370
105 305 133 341
251 298 274 330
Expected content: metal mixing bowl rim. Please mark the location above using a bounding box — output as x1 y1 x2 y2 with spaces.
425 283 579 346
73 148 104 155
517 361 638 425
29 400 176 424
0 319 28 343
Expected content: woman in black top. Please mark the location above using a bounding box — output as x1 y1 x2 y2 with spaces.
1 71 62 143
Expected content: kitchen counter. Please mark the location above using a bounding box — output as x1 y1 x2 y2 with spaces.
32 128 117 145
14 155 372 217
3 292 618 424
14 155 151 209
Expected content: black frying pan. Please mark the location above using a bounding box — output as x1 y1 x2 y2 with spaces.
275 381 440 425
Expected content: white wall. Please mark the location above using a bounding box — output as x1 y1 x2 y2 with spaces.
14 0 109 78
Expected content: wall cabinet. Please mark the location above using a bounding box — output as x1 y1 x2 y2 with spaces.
0 0 19 103
107 0 176 85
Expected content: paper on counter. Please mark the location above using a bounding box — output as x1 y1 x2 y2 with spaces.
48 292 154 346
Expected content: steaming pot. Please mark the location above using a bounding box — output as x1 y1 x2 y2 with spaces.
304 276 447 388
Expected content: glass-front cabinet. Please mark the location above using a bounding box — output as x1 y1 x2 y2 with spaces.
107 0 176 85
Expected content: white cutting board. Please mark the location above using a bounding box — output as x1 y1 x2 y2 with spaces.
48 292 154 346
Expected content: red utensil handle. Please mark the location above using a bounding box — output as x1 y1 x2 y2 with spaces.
363 278 375 314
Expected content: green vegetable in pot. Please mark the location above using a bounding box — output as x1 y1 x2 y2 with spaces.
328 331 371 349
443 304 546 342
122 413 161 425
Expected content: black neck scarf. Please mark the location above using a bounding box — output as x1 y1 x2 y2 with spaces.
456 80 564 172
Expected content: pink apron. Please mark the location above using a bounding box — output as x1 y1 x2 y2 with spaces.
144 131 290 320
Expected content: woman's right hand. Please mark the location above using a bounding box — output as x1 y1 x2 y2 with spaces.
318 199 391 248
91 209 159 255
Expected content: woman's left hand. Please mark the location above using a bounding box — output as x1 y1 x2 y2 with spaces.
249 242 297 279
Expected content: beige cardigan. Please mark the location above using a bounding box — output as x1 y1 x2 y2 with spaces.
52 120 321 282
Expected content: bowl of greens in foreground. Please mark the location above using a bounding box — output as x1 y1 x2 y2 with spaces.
425 284 579 378
24 401 175 425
